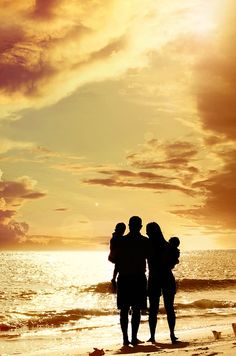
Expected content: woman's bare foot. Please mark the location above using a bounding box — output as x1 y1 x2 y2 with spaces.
170 333 178 343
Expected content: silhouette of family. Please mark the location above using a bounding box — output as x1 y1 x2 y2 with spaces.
108 216 180 346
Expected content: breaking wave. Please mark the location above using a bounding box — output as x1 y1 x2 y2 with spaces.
83 279 236 294
175 299 236 310
177 278 236 291
82 282 114 293
1 298 235 332
0 308 114 331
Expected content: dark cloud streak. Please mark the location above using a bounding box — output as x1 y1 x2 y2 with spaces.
0 176 46 245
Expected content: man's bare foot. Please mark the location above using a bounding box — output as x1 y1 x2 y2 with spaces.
147 337 156 343
123 338 130 346
131 338 143 346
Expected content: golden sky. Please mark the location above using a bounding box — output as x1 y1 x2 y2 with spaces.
0 0 235 250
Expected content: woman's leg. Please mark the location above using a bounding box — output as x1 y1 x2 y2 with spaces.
163 291 176 342
148 296 160 342
120 307 130 345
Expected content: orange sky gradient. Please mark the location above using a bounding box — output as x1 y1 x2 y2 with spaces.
0 0 235 250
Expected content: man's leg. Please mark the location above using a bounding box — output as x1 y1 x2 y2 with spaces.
148 296 160 342
131 307 141 345
120 307 130 345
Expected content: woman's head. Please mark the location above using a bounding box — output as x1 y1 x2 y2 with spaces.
146 222 164 241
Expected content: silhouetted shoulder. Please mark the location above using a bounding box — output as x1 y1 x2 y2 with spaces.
140 234 148 241
139 233 148 242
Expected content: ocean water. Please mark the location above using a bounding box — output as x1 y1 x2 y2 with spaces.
0 250 235 355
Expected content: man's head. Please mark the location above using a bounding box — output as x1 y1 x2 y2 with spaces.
128 216 142 233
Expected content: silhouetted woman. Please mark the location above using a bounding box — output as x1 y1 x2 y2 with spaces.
146 222 178 343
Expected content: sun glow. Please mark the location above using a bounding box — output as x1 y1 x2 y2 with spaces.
186 1 222 36
192 13 216 34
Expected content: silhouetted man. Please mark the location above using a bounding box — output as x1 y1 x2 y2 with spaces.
115 216 148 346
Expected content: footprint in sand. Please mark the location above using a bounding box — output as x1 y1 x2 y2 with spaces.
89 348 105 356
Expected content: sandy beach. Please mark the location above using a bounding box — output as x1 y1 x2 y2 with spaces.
88 337 236 356
87 338 236 356
10 323 234 356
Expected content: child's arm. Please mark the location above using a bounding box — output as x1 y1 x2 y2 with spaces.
108 236 116 263
113 264 118 280
111 264 118 289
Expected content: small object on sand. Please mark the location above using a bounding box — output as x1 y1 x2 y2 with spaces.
232 323 236 337
212 330 221 340
89 347 105 356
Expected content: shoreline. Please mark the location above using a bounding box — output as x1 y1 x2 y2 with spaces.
2 323 235 356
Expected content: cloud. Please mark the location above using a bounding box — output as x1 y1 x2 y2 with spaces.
83 175 193 195
0 138 34 154
0 1 136 116
48 137 201 196
0 174 46 245
81 139 201 196
196 1 236 141
0 176 46 205
79 132 236 232
0 142 85 167
127 139 199 171
192 0 236 197
0 218 29 245
0 0 209 119
52 163 91 173
54 208 68 211
171 149 236 229
126 139 202 189
2 233 107 250
0 209 15 223
185 0 236 230
47 137 208 197
32 0 61 20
